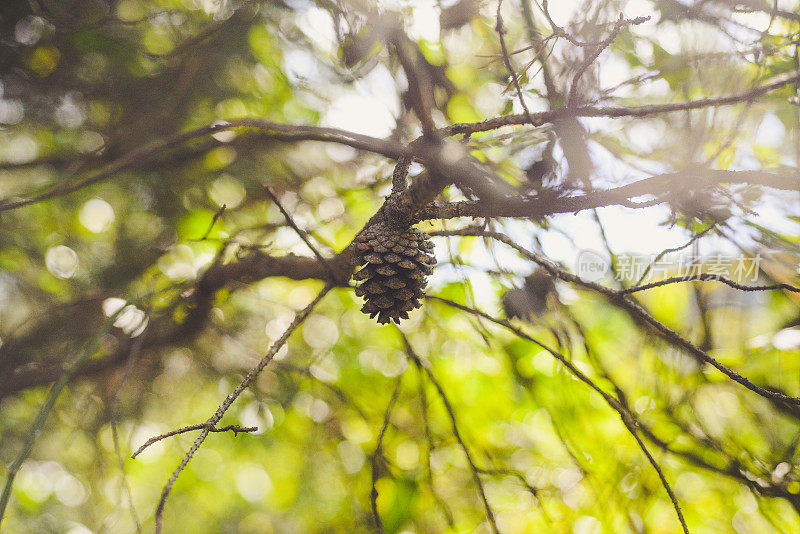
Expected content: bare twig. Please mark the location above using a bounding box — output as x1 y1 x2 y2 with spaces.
264 186 335 280
0 120 405 213
198 204 227 241
476 466 545 501
568 16 638 108
402 336 501 534
623 273 800 295
430 228 800 406
416 369 456 527
389 27 438 138
151 284 332 533
131 423 258 459
727 1 800 22
370 374 403 533
442 70 800 136
427 296 690 534
109 332 146 534
272 361 371 422
0 311 121 527
633 226 715 287
623 418 690 534
539 0 648 48
496 0 536 125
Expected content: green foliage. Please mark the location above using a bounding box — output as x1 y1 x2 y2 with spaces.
1 0 800 533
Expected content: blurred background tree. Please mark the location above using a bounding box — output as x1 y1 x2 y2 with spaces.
1 0 800 532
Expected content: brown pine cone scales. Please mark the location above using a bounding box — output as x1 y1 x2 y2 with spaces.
353 222 436 324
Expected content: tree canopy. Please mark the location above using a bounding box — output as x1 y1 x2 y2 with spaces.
1 0 800 533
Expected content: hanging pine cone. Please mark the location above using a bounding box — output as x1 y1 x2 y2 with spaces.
353 222 436 324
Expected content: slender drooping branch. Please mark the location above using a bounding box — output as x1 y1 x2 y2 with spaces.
369 374 403 534
428 296 690 534
431 228 800 407
264 186 336 280
496 0 536 126
402 335 501 534
0 310 121 527
151 284 331 533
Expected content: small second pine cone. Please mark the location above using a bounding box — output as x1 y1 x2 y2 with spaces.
352 222 436 324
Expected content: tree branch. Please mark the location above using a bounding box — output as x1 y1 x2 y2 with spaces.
402 335 501 534
427 296 689 534
369 374 403 534
496 0 536 125
443 70 800 136
417 168 799 221
130 424 258 459
3 69 795 214
151 284 332 533
0 119 406 213
431 228 800 407
623 273 800 295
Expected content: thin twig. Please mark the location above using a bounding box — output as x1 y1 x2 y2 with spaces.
540 0 648 48
131 424 258 459
633 226 715 287
430 228 800 406
571 316 762 488
0 120 406 214
402 336 501 534
151 284 332 533
0 311 121 527
208 323 376 423
391 36 438 138
416 369 456 527
623 419 690 534
370 374 403 533
427 296 690 534
264 186 336 281
198 204 226 241
109 333 146 534
567 15 649 108
273 361 371 422
623 273 800 295
475 466 549 516
496 0 536 125
442 70 800 136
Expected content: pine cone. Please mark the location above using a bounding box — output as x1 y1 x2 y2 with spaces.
353 222 436 324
